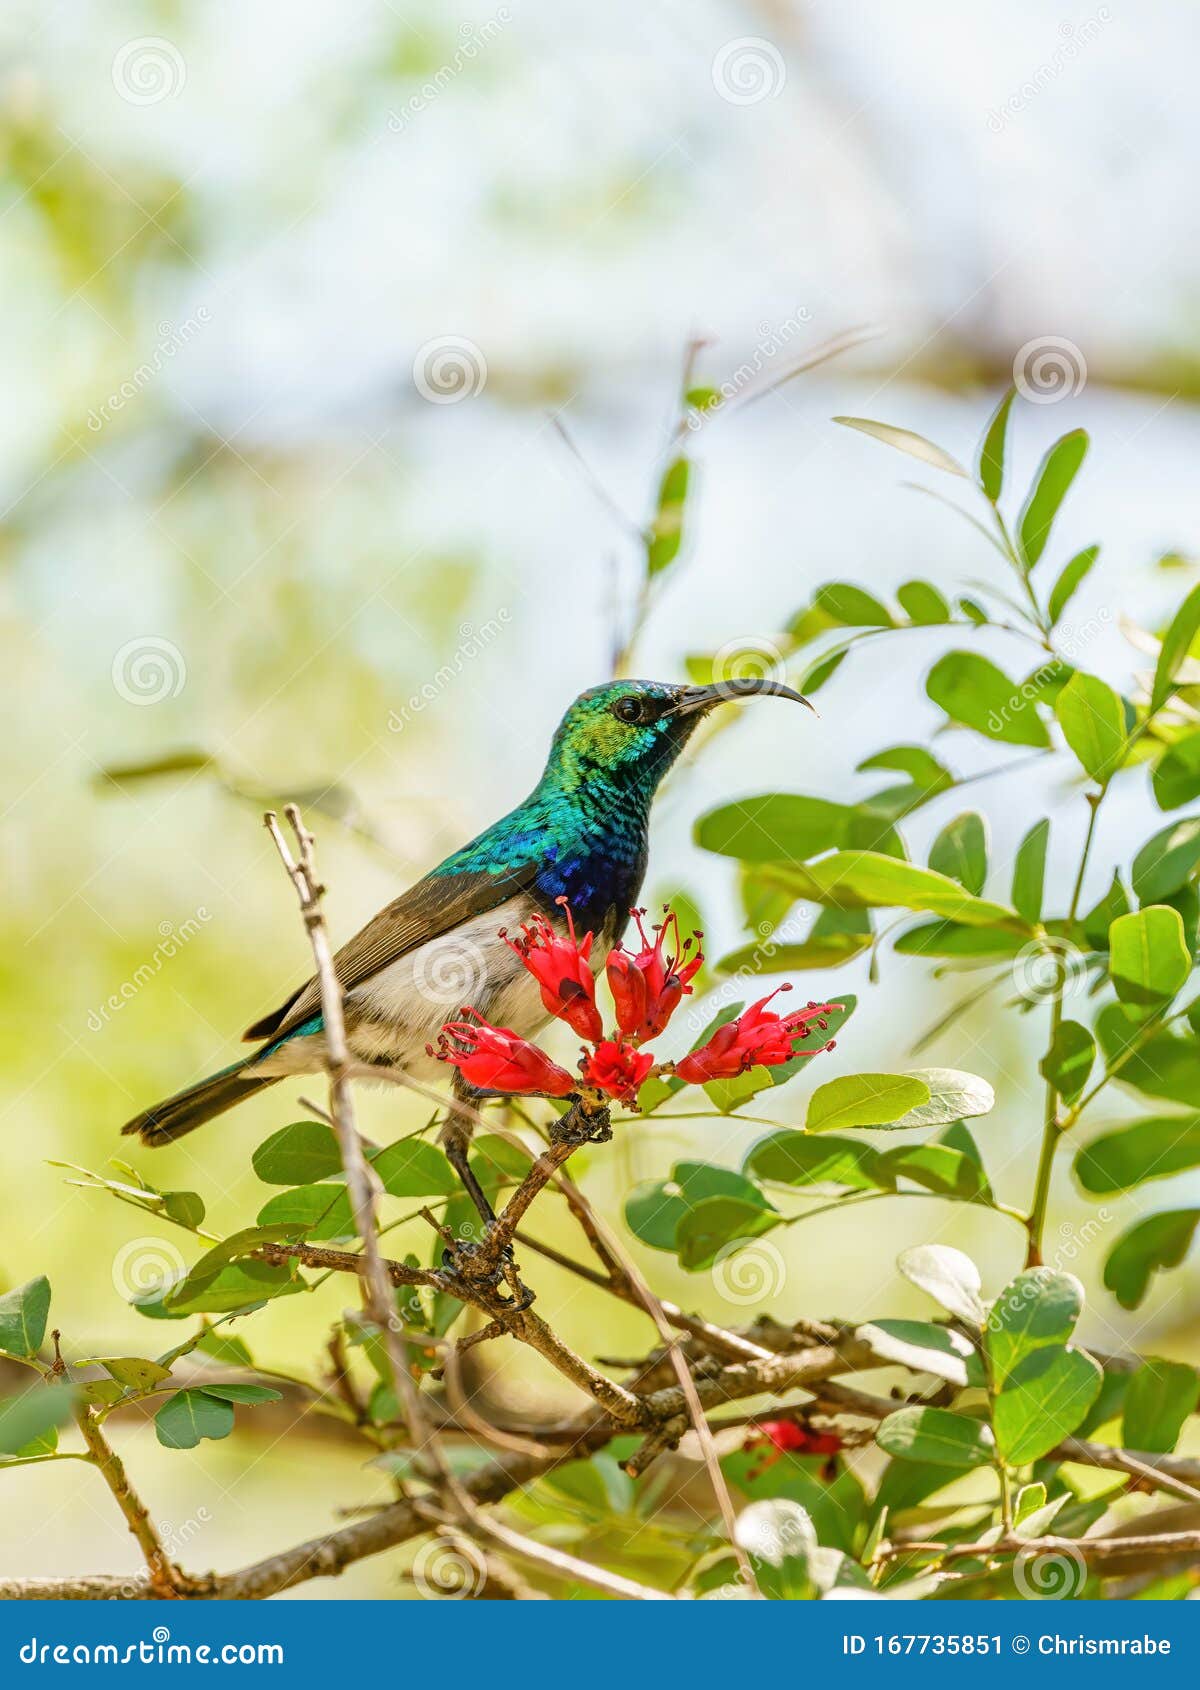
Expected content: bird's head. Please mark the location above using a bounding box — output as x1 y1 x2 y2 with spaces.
541 677 813 797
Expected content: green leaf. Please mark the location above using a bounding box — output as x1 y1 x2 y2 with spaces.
1152 731 1200 811
0 1277 50 1358
646 455 689 577
873 1144 991 1203
893 921 1024 959
624 1163 774 1253
1074 1115 1200 1194
1017 429 1088 570
1048 545 1099 625
743 1131 886 1191
813 582 896 628
928 813 987 894
694 794 868 864
1040 1020 1095 1105
1122 1360 1199 1453
91 1357 172 1392
1055 671 1127 783
1132 818 1200 904
161 1191 205 1229
154 1389 236 1450
796 851 1026 928
0 1384 75 1457
798 645 848 694
806 1073 930 1133
891 1068 995 1130
898 1244 985 1325
977 386 1015 503
856 1320 978 1388
1151 583 1200 714
1109 906 1191 1012
675 1197 781 1272
252 1121 342 1186
986 1268 1083 1387
1103 1210 1200 1309
371 1139 458 1198
1083 872 1130 948
164 1259 303 1317
199 1383 283 1405
992 1346 1101 1463
256 1184 355 1241
1096 1005 1200 1107
1012 819 1050 924
195 1330 254 1367
926 651 1051 748
876 1406 994 1469
717 908 872 975
833 416 968 478
896 580 951 624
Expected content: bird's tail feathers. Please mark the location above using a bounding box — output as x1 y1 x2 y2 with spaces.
120 1057 279 1147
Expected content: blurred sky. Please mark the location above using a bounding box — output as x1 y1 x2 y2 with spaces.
2 0 1200 1591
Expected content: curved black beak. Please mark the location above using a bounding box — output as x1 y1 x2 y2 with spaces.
670 678 815 717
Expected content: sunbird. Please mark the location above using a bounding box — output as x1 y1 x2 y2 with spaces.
122 677 811 1220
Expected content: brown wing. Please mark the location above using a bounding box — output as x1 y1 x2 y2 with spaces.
242 862 538 1044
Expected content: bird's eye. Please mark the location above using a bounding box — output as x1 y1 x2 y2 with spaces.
612 695 646 725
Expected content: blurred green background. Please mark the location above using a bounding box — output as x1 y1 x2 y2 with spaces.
3 0 1200 1594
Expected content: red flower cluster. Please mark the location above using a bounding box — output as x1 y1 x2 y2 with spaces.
429 901 841 1110
675 987 838 1085
743 1419 844 1479
606 907 704 1042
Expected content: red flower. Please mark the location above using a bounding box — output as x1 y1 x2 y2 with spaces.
580 1038 655 1106
430 1010 575 1097
674 989 841 1085
504 900 603 1042
606 907 704 1043
744 1419 843 1476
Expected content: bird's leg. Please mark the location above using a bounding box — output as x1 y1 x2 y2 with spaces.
438 1105 497 1229
437 1100 535 1309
